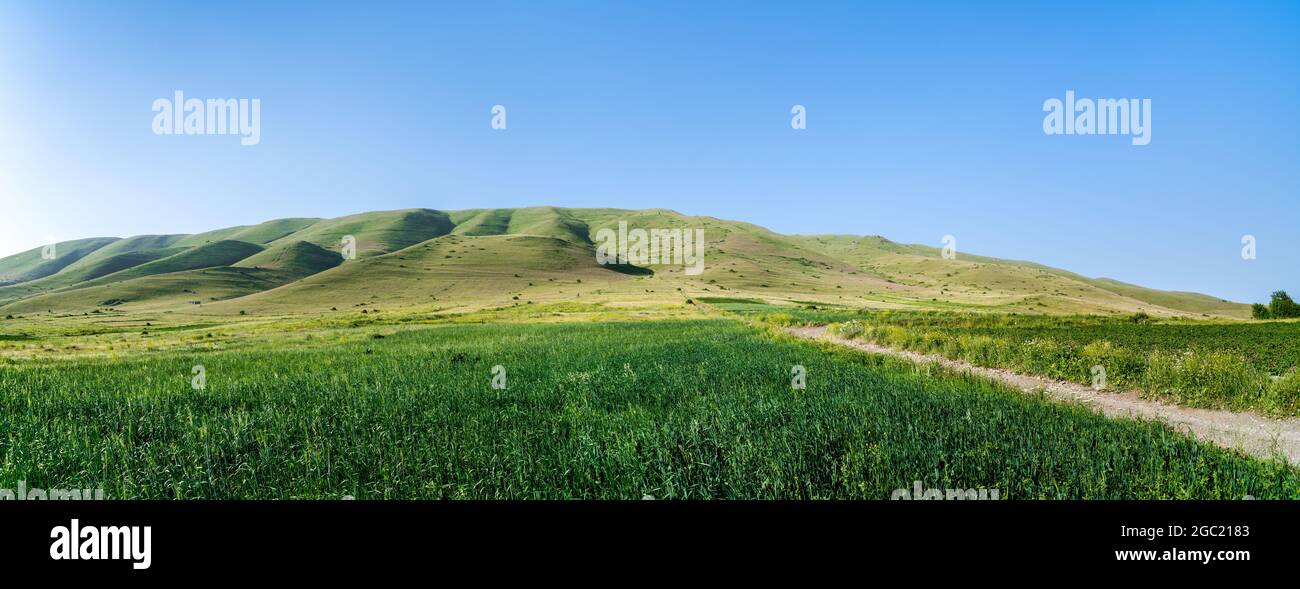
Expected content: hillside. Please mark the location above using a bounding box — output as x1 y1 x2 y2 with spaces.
272 209 454 257
0 246 187 304
234 240 343 276
68 240 266 289
0 237 119 285
171 218 321 248
0 207 1249 319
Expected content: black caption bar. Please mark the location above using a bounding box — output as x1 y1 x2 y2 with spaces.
2 500 1289 579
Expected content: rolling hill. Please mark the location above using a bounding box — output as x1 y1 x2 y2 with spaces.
273 209 454 257
0 237 120 285
171 218 321 249
0 207 1249 319
234 240 343 275
0 246 188 302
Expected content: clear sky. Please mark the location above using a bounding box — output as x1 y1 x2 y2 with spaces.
0 0 1295 303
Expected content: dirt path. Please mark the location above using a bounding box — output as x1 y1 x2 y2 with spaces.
787 325 1300 466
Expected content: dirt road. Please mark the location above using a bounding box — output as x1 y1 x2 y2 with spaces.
787 325 1300 466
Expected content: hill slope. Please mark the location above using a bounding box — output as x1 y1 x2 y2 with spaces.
0 267 300 313
172 218 321 248
0 237 119 285
66 240 266 290
234 240 343 276
271 209 454 258
0 207 1249 318
0 246 188 304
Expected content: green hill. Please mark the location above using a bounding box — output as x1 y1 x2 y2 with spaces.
0 246 187 304
66 240 265 290
0 237 118 285
210 233 616 314
58 234 189 270
1086 278 1243 316
234 240 343 276
502 206 592 244
0 207 1250 319
271 209 454 258
0 267 298 313
172 218 321 248
450 208 515 236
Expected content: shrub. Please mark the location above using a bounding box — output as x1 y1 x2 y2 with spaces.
833 320 864 339
1252 303 1272 320
1270 291 1300 319
1265 369 1300 415
759 312 799 327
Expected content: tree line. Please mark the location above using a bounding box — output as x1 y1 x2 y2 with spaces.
1252 291 1299 319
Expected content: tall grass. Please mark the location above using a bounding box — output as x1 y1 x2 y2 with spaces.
1 320 1296 498
826 318 1300 415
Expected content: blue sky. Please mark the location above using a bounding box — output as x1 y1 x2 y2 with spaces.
0 0 1295 302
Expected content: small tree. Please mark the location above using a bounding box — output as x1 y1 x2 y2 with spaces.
1270 291 1300 319
1251 303 1271 320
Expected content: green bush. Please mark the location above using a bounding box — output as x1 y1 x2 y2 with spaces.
1270 291 1300 319
758 312 799 327
829 320 864 339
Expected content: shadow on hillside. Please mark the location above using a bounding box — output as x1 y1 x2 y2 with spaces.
602 263 654 276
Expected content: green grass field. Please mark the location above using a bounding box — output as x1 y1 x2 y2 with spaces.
740 306 1300 415
1 319 1295 499
0 207 1291 500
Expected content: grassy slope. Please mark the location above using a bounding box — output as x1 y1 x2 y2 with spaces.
504 206 592 243
71 240 266 288
271 209 453 257
792 234 1248 317
234 240 343 276
450 208 514 236
171 218 320 248
0 267 298 313
0 207 1250 319
0 237 119 285
211 233 623 315
59 234 189 271
0 241 268 313
0 247 188 303
1087 277 1243 316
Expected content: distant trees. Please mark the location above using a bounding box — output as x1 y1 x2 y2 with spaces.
1272 291 1300 318
1128 312 1152 324
1252 290 1300 319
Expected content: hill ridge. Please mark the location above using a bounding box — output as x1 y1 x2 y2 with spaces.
0 207 1248 318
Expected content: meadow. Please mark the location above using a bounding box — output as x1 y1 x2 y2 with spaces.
1 318 1296 499
730 303 1300 416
